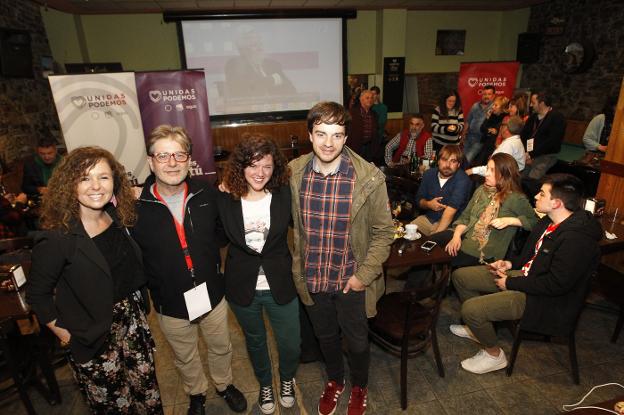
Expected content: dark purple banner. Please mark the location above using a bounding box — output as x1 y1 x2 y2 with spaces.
135 70 216 183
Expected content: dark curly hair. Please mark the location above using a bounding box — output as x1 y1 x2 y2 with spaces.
40 146 136 231
222 134 290 199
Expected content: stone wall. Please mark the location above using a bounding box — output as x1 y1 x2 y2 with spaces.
519 0 623 120
0 0 60 166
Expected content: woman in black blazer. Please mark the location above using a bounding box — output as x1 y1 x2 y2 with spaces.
218 135 299 415
26 147 162 414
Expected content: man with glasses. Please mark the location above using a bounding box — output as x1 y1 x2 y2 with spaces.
131 125 247 415
413 144 471 236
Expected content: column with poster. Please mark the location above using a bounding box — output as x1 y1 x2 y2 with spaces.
457 61 520 116
48 72 151 184
383 57 405 112
135 70 216 184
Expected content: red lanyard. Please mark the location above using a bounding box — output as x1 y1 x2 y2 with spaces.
153 183 195 275
521 222 560 275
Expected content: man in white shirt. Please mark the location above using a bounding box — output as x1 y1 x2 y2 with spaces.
466 116 526 176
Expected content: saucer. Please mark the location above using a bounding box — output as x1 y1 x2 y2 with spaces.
404 232 422 241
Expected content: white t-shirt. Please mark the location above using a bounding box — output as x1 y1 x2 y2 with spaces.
241 193 272 290
471 135 526 175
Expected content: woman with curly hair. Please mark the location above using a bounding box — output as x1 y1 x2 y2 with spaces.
217 134 299 414
445 153 537 267
27 147 162 414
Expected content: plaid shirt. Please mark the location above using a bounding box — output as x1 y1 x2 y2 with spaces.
384 131 434 165
300 154 357 293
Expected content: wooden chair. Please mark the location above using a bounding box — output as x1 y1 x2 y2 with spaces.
369 268 448 410
505 270 596 384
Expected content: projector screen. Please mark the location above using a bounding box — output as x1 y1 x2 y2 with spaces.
180 18 344 120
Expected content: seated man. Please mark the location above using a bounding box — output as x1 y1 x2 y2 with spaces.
450 173 601 374
413 145 471 236
384 113 433 166
22 137 62 198
466 116 526 175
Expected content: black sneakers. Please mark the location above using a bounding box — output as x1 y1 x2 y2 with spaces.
258 385 276 414
187 394 206 415
216 384 247 413
279 378 296 408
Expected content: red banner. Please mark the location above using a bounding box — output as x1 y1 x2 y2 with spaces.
457 61 520 116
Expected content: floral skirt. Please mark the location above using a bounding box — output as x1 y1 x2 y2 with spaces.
68 292 163 414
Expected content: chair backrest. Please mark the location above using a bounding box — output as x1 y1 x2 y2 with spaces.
400 270 450 337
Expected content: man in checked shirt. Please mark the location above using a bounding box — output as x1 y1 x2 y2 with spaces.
289 102 394 415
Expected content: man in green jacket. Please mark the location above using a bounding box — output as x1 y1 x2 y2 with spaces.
289 101 394 415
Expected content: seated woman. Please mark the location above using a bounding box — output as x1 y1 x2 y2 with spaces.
217 135 299 415
445 153 537 267
583 95 617 153
431 90 464 153
495 94 529 147
473 96 509 166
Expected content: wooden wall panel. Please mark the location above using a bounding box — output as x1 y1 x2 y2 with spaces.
596 77 624 211
212 120 309 152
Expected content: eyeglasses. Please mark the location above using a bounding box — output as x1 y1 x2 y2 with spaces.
150 152 190 163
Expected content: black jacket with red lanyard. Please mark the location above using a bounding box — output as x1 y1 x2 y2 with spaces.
132 175 226 320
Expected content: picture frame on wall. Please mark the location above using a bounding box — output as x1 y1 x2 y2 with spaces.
435 30 466 56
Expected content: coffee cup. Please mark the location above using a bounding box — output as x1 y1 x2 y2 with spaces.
405 224 418 239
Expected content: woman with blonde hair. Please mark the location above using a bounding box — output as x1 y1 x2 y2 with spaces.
27 146 162 414
446 152 537 267
474 95 509 166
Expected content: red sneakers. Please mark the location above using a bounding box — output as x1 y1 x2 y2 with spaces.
317 380 345 415
347 386 368 415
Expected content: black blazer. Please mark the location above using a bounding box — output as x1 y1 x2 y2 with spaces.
217 185 296 307
26 214 147 363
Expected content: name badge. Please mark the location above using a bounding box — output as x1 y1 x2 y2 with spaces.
183 282 212 321
526 138 535 152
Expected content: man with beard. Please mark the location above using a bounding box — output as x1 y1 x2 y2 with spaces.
464 85 495 163
384 113 433 166
521 92 566 183
413 145 471 236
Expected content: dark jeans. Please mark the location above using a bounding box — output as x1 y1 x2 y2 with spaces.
306 290 369 387
229 292 300 387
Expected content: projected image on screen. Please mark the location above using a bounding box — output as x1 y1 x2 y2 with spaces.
182 18 343 117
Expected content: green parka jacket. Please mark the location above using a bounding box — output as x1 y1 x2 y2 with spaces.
289 146 394 317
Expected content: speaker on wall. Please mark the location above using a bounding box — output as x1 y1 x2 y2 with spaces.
0 28 33 78
516 33 541 64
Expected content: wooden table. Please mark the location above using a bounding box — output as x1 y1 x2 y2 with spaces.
599 215 624 254
385 238 453 270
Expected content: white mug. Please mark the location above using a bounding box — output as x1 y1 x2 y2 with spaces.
405 224 418 239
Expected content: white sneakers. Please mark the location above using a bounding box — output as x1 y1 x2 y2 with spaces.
449 324 478 342
460 349 508 374
450 324 508 374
